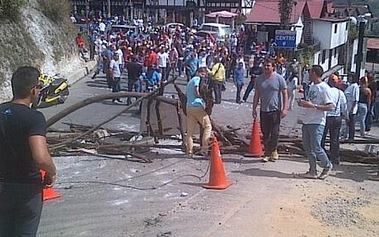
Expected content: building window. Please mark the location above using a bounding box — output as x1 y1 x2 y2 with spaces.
334 24 338 33
322 50 326 63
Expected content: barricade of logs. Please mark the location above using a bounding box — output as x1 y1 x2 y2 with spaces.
46 77 378 165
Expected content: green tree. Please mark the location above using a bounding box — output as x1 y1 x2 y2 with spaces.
0 0 26 21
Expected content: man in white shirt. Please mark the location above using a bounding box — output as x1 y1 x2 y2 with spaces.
343 74 360 141
298 65 335 179
321 74 347 166
99 21 106 35
158 48 169 82
109 52 122 103
116 46 124 74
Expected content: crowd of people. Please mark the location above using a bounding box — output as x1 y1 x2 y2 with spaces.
75 16 290 105
76 16 379 171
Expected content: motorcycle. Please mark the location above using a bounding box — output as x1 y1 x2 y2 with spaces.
36 74 69 108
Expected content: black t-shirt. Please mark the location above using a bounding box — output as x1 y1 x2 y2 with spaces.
0 103 46 184
126 61 143 81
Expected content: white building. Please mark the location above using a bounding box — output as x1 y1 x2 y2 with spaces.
312 18 349 74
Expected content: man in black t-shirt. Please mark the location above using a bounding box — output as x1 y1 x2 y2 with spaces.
0 66 57 237
126 56 143 105
242 60 263 102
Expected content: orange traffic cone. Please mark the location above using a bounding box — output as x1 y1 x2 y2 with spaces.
244 119 264 157
203 137 231 190
40 170 61 201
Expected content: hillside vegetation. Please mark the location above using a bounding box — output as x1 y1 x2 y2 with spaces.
0 0 79 100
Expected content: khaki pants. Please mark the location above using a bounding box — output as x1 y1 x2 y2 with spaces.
186 107 212 154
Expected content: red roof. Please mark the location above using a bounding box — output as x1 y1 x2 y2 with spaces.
367 38 379 50
246 0 328 24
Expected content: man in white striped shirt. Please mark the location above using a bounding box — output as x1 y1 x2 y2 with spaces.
321 74 348 166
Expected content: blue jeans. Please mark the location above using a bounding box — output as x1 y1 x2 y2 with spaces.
357 103 368 136
374 101 379 121
0 182 43 237
302 124 332 174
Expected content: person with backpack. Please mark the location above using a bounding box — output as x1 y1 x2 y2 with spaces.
209 58 226 104
186 67 213 157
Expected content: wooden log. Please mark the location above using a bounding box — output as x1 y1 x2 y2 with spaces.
155 100 163 135
211 119 232 146
47 77 178 128
47 92 147 128
175 101 187 151
48 77 179 150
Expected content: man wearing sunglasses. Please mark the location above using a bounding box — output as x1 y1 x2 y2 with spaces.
0 66 57 236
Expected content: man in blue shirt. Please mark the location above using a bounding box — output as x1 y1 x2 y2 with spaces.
185 51 199 82
186 67 212 157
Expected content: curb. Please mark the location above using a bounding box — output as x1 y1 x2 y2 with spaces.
66 60 97 86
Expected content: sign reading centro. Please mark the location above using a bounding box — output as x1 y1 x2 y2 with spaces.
275 30 296 49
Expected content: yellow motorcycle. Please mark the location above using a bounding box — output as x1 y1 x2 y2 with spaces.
36 74 69 108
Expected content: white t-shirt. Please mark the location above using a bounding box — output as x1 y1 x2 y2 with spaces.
116 49 124 65
287 76 298 91
327 87 347 117
158 52 169 68
299 81 334 125
110 59 121 78
344 83 360 115
199 55 207 68
302 70 310 84
99 22 106 32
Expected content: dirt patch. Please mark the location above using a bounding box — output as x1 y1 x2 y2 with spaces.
311 196 370 227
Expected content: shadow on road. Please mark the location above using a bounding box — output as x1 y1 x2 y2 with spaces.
232 167 295 179
331 163 378 182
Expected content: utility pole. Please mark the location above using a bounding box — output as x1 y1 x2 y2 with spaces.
355 20 366 78
107 0 111 18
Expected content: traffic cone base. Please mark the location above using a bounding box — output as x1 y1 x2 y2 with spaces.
40 169 61 201
202 182 231 190
43 187 61 201
203 137 231 190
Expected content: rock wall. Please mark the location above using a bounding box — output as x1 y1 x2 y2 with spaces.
0 0 86 103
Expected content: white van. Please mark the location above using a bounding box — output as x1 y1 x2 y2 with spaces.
198 23 232 39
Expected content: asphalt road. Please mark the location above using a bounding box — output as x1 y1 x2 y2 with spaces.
38 71 379 237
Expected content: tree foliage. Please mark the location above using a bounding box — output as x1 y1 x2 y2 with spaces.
0 0 26 21
38 0 72 23
279 0 294 28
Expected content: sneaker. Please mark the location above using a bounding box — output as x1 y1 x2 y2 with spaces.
262 156 270 162
318 165 332 180
299 171 318 179
271 150 279 160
